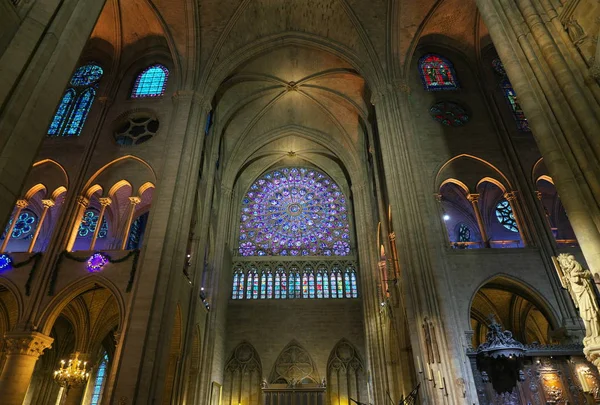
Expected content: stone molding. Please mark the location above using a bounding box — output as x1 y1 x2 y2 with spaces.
3 332 53 358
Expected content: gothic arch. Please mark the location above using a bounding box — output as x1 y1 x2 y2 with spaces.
37 276 126 337
327 339 367 405
435 154 513 194
23 159 69 200
468 274 559 347
223 341 262 405
82 155 156 194
269 340 320 385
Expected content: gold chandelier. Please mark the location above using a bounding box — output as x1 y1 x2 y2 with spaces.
53 352 90 389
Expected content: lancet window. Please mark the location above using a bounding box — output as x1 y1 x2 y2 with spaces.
48 64 103 137
419 54 459 91
231 262 358 300
492 58 530 132
131 64 169 98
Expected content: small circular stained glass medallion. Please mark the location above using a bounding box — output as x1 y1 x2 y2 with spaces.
287 203 302 216
429 101 470 127
87 253 109 273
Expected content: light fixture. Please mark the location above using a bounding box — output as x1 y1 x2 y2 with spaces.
0 254 12 271
443 214 450 221
53 352 90 389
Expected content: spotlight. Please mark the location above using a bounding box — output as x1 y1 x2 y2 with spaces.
443 214 450 221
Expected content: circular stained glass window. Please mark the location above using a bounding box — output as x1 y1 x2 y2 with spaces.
5 210 38 240
495 199 518 232
238 167 351 257
429 102 470 127
69 64 104 87
78 209 108 238
458 224 471 242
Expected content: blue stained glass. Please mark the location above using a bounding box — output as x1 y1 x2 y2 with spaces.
458 224 471 242
302 272 309 298
350 270 357 298
495 199 519 233
316 272 323 299
131 64 169 98
238 167 351 257
336 271 343 298
344 270 352 298
260 271 267 299
78 209 108 239
90 353 108 405
3 210 37 240
232 272 239 299
267 272 273 299
48 90 75 136
330 272 337 299
280 270 287 299
65 88 95 136
70 64 104 87
246 271 255 299
126 212 148 250
252 269 259 299
309 273 315 298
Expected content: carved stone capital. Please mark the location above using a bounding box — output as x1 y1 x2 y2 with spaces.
504 191 517 202
99 197 112 207
3 332 53 358
76 196 89 207
15 199 28 209
434 193 443 203
41 199 55 209
128 196 141 205
467 193 480 203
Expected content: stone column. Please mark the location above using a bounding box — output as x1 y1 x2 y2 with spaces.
120 197 141 250
0 199 28 252
89 198 111 250
475 0 600 276
504 191 528 246
66 196 89 252
28 199 54 253
0 331 53 405
466 194 489 246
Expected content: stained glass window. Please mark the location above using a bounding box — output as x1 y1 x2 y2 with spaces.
90 352 108 405
330 271 338 299
245 270 255 299
280 269 287 299
495 199 518 232
492 58 530 132
302 272 309 298
238 167 351 257
347 266 358 298
78 209 108 239
419 54 459 91
290 270 301 299
48 63 103 137
232 269 245 299
260 271 267 299
266 271 273 299
131 64 169 98
127 212 148 250
47 90 75 136
458 224 471 242
7 210 37 240
308 271 315 299
251 268 259 299
336 269 344 298
316 271 324 299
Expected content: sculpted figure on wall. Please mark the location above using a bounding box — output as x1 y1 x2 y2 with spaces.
555 254 600 343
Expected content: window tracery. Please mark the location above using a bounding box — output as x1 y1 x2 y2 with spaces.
458 224 471 242
2 210 37 240
131 64 169 98
419 54 459 91
232 261 357 300
78 209 108 239
238 167 351 257
48 64 103 137
495 199 519 233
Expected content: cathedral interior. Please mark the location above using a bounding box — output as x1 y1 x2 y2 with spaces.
0 0 600 404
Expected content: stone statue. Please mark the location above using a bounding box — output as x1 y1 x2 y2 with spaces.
556 254 600 342
260 378 268 389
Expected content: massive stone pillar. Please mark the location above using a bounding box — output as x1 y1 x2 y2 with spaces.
0 0 107 228
0 331 53 405
475 0 600 275
372 84 474 404
109 92 211 404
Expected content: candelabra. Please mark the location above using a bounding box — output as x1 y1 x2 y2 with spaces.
53 352 90 389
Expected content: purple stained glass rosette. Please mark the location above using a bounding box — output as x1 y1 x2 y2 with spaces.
87 253 109 273
238 167 351 257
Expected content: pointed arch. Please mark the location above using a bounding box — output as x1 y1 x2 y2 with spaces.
269 340 320 385
223 341 262 405
162 304 182 405
327 339 366 405
435 154 513 193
